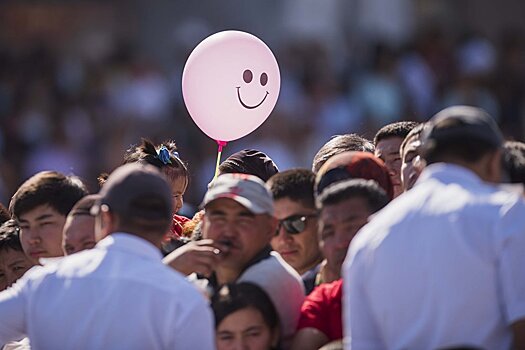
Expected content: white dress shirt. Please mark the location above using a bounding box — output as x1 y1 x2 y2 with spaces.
0 233 215 350
343 163 525 350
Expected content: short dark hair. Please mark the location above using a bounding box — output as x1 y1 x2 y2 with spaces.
374 121 420 146
317 179 389 214
267 169 315 208
400 123 425 159
312 134 375 173
211 282 279 331
0 203 9 224
503 141 525 185
0 219 23 252
9 171 88 219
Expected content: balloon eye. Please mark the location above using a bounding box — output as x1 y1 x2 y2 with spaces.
243 69 253 83
260 72 268 86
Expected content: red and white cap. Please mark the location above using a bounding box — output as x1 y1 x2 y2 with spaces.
201 173 274 215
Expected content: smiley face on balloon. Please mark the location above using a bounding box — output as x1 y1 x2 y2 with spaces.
182 31 280 142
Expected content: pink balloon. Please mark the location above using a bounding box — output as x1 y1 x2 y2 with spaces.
182 31 280 142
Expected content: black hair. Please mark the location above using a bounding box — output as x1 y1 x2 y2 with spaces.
267 169 315 208
317 178 389 214
0 219 23 253
211 282 279 333
312 134 375 173
9 171 88 219
99 138 189 187
0 203 9 224
124 138 189 185
374 121 420 146
503 141 525 185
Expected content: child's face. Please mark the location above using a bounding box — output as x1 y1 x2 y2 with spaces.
17 204 67 264
0 247 34 291
169 177 188 214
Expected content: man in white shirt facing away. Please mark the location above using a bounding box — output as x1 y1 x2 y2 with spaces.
0 163 215 350
343 105 525 349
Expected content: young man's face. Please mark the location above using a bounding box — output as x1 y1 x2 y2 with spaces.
375 137 403 198
319 197 371 280
401 136 425 192
271 197 321 275
62 214 96 256
202 198 275 272
0 248 34 291
18 204 67 264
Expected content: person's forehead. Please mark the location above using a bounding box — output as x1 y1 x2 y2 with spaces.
205 197 253 214
402 136 422 158
321 197 371 221
375 137 404 154
0 247 28 263
64 215 95 238
18 204 63 222
274 197 314 217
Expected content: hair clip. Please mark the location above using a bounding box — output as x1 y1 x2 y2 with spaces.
172 151 180 159
157 146 172 165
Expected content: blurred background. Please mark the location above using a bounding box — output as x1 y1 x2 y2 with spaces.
0 0 524 211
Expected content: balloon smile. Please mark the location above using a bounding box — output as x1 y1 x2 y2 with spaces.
236 87 269 109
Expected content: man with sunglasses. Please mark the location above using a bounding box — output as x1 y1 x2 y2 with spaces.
267 169 323 295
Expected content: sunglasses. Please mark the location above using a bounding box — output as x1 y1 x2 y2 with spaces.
275 214 317 235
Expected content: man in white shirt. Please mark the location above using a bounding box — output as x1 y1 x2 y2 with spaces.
0 163 215 350
343 106 525 349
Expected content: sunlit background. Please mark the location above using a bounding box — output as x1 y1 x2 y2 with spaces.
1 0 524 212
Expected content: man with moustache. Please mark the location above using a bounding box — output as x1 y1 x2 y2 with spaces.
197 173 305 349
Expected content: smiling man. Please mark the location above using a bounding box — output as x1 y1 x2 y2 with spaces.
9 171 88 264
374 121 419 198
267 169 322 294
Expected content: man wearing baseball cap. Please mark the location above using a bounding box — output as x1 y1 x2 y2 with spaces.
197 173 305 349
343 106 525 349
0 163 215 349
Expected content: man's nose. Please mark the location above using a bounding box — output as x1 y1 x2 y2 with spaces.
24 228 41 245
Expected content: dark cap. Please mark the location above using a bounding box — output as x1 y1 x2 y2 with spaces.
421 105 503 154
315 151 394 200
91 163 173 221
219 149 279 182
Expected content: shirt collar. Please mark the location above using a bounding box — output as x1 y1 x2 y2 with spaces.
96 233 163 261
417 163 485 187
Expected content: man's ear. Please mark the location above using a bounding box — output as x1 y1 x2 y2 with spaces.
486 149 502 183
95 205 116 241
200 213 208 238
266 215 278 240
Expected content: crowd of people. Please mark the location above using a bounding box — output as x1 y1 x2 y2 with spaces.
0 104 524 349
1 25 524 208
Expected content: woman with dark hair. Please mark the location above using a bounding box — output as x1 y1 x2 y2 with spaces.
212 283 281 350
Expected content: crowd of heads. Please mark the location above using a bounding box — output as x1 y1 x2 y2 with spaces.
1 104 525 349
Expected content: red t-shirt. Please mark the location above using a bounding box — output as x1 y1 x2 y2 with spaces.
296 279 343 341
165 214 191 240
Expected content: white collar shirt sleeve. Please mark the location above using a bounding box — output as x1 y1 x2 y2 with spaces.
0 233 216 350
